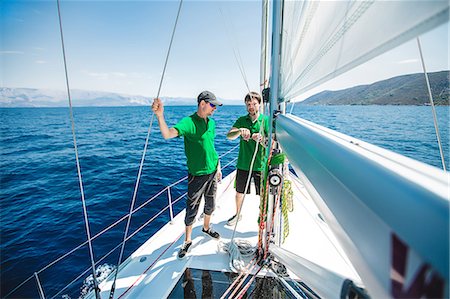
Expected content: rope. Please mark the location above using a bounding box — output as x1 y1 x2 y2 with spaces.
223 115 267 274
55 1 100 298
219 240 255 272
108 1 184 298
231 136 260 240
228 260 261 299
281 179 293 242
257 140 275 253
264 177 283 259
235 262 264 299
220 257 257 299
416 37 446 171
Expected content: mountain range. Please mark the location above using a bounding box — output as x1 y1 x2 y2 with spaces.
0 88 241 107
1 71 448 107
300 70 449 105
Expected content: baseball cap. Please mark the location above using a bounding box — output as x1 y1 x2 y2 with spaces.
197 90 223 106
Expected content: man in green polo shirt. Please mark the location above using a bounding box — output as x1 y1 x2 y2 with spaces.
152 91 222 259
226 91 269 226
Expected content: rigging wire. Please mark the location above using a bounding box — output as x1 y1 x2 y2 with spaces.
218 6 251 93
108 1 184 298
289 101 295 114
55 1 101 298
416 37 447 172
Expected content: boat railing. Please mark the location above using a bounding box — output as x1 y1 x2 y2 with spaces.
5 144 239 299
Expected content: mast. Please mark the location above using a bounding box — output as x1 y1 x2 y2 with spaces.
262 0 284 254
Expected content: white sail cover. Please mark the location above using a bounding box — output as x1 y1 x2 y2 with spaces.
280 0 449 102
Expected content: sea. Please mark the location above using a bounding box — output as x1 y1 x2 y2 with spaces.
1 105 449 299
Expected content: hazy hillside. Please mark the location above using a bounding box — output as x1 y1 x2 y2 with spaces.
0 88 241 107
300 70 449 105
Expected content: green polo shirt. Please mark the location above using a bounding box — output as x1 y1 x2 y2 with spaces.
174 113 218 176
233 114 269 171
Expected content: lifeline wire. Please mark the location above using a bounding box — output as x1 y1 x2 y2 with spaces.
56 1 101 298
108 1 184 298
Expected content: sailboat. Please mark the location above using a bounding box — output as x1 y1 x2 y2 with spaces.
7 0 448 298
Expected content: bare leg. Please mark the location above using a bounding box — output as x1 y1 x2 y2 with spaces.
203 214 211 230
235 192 244 215
185 225 193 243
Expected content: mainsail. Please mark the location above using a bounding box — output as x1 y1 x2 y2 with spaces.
279 0 449 102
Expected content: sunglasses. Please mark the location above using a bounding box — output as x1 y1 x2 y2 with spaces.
206 101 216 108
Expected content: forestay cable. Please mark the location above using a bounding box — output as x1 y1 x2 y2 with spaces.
218 6 251 93
416 37 446 171
56 1 101 298
108 1 184 298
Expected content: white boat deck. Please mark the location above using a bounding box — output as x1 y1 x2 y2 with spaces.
94 170 360 298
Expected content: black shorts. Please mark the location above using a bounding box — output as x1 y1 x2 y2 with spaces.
235 169 262 195
185 171 217 226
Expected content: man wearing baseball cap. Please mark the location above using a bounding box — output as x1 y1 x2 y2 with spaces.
152 90 223 259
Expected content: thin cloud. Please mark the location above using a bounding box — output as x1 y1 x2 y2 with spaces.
84 71 146 79
112 72 126 77
87 72 109 80
35 60 47 64
397 59 418 64
0 51 24 55
129 72 149 79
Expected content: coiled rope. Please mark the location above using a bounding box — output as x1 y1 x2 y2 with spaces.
56 1 101 298
108 1 184 298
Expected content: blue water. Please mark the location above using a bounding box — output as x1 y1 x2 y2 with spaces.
1 105 448 298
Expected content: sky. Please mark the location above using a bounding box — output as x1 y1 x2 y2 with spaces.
1 0 448 101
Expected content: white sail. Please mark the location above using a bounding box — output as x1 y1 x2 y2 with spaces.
280 0 449 102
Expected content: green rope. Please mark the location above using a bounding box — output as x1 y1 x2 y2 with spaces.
281 179 293 242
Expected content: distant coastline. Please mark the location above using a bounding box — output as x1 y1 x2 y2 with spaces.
1 70 448 107
0 88 242 108
300 70 449 106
